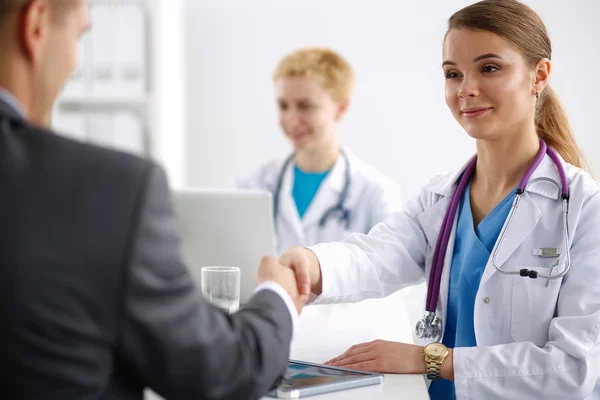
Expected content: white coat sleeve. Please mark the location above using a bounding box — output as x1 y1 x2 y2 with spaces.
453 191 600 400
309 191 428 304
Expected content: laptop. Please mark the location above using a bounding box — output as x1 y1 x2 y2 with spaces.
172 187 277 305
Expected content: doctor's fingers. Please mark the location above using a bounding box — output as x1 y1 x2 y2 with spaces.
278 252 311 295
330 360 378 372
325 352 376 368
324 341 375 364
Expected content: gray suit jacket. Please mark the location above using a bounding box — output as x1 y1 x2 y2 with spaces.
0 100 292 399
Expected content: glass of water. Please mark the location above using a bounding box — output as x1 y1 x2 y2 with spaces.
200 266 240 313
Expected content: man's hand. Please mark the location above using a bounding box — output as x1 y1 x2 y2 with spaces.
279 247 322 296
257 255 309 314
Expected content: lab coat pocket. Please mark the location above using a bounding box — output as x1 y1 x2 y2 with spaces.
510 276 561 346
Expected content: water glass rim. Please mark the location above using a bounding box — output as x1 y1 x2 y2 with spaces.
201 266 240 273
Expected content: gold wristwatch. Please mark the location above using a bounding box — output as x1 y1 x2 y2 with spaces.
424 343 449 381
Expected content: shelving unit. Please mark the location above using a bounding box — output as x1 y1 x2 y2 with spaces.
51 0 152 156
51 0 186 187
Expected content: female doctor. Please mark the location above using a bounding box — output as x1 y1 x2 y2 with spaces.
266 1 600 399
237 47 402 255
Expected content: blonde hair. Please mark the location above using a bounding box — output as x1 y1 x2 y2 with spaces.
447 0 587 169
273 47 354 102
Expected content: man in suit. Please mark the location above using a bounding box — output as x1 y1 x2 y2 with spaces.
0 1 309 399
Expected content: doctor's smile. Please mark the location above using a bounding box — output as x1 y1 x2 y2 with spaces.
461 107 492 118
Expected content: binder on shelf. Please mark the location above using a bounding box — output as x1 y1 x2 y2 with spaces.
115 3 146 95
62 31 90 97
53 0 150 157
89 3 118 95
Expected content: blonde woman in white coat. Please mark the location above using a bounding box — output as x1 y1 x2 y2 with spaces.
237 47 402 255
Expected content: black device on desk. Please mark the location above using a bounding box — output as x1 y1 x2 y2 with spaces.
267 360 383 399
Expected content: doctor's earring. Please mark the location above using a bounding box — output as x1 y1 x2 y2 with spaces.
535 90 541 99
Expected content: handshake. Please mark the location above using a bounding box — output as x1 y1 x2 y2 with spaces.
255 247 321 315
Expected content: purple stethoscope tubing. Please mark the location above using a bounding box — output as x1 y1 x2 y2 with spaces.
424 139 570 314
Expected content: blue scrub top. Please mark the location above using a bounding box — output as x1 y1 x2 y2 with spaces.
429 179 515 400
292 165 331 219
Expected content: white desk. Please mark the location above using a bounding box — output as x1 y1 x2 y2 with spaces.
146 290 430 400
261 290 430 399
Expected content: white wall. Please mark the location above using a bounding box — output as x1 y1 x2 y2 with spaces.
183 0 600 200
150 0 187 188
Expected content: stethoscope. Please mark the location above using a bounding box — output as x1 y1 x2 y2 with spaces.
272 149 351 230
415 139 571 343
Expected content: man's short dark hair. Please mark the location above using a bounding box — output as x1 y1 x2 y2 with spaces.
0 0 79 26
0 0 29 23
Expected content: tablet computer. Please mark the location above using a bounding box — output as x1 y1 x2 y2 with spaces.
266 360 383 399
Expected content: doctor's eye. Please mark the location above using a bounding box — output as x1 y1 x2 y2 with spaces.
481 64 500 74
297 102 315 111
444 70 461 79
277 102 288 111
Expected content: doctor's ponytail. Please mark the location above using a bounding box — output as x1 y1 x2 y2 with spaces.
535 87 584 169
446 0 587 170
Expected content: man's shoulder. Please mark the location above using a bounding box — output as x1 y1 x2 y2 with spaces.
28 122 154 184
2 120 161 210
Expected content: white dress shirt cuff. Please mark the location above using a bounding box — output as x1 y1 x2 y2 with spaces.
254 281 298 336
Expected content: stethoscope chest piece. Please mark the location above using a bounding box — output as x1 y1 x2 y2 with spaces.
415 312 443 343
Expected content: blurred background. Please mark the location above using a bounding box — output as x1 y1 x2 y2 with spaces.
51 0 600 201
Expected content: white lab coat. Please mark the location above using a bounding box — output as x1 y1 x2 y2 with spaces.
309 153 600 399
237 149 403 255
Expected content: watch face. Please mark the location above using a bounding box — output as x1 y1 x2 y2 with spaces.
427 343 447 357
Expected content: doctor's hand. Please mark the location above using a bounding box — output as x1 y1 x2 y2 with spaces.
278 247 323 296
323 340 428 375
257 255 309 315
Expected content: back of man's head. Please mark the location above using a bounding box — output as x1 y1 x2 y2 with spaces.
0 0 88 127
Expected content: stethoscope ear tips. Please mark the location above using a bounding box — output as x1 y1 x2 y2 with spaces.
519 268 539 279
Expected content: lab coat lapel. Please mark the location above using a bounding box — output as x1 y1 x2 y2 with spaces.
479 153 562 285
417 197 450 249
417 157 472 250
300 154 346 229
278 162 305 243
479 188 543 285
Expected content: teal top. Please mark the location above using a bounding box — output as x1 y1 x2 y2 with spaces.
429 179 515 400
292 165 331 218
